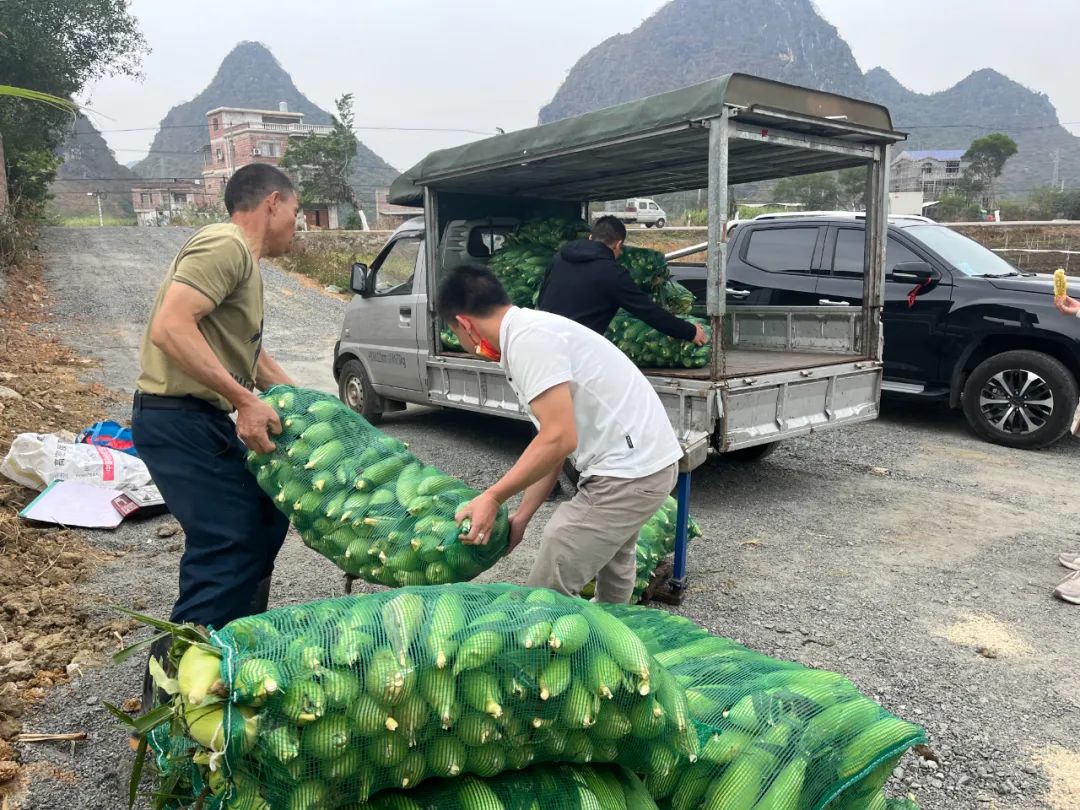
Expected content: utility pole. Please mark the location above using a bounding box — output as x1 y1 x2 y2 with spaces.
86 191 104 226
1051 149 1061 191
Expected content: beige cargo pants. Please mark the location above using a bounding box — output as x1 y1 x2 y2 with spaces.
526 462 678 603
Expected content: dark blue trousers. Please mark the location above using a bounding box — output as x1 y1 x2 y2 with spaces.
131 394 289 630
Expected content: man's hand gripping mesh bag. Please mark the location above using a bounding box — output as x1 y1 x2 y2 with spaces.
363 762 659 809
247 387 510 588
600 604 926 810
149 584 699 809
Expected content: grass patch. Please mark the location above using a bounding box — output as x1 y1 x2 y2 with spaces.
278 246 378 290
59 215 136 227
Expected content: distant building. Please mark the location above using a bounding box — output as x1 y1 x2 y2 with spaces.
891 149 969 198
374 187 422 230
200 102 334 201
131 179 212 225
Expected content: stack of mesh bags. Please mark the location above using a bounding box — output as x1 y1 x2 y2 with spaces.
144 584 699 809
249 386 699 594
364 763 660 809
580 496 702 604
439 219 704 371
602 605 926 810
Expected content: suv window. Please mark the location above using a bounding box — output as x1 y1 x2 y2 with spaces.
833 229 920 277
744 227 818 273
375 237 421 295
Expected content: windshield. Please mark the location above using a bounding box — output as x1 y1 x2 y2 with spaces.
905 225 1019 277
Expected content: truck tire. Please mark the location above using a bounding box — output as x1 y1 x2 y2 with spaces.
961 350 1077 449
656 218 666 229
721 442 779 462
338 358 383 424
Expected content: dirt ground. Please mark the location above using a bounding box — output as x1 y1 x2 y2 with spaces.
0 256 143 800
2 227 1080 810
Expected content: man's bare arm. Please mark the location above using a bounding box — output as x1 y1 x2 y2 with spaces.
148 282 280 452
256 349 294 390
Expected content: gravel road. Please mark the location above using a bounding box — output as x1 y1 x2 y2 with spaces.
11 227 1080 810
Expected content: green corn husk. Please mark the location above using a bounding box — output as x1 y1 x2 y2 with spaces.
599 604 926 810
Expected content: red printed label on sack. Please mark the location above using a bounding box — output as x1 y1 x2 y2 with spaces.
94 445 115 482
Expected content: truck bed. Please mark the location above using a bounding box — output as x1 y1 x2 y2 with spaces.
437 347 863 381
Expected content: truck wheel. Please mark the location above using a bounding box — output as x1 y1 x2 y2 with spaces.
961 350 1077 449
656 218 666 229
721 442 779 462
338 358 383 424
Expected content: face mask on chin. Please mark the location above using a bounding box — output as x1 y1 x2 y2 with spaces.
474 338 501 362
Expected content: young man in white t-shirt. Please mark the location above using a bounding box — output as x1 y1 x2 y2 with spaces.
438 264 682 603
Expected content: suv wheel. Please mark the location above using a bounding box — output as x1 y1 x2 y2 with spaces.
655 218 666 229
961 350 1077 449
338 358 383 424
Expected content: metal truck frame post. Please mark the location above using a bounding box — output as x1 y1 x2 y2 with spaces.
669 109 894 599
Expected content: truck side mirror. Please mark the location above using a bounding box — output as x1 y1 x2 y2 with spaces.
889 262 936 284
351 262 372 296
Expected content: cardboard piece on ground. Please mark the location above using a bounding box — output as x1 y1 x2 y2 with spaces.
19 479 125 529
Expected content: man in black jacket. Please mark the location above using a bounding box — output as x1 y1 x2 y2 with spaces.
537 216 706 345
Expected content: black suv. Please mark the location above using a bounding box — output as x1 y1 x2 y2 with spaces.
671 216 1080 449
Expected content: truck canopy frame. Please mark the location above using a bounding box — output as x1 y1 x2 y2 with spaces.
389 73 904 205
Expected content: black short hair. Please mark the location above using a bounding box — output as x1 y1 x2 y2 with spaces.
591 215 627 246
437 264 511 322
224 164 295 215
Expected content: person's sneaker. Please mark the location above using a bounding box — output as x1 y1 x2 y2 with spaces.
1059 551 1080 571
1053 570 1080 604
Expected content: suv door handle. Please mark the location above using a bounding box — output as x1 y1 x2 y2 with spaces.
818 299 850 307
399 306 412 316
725 288 751 298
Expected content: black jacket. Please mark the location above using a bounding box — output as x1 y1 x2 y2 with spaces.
536 240 696 341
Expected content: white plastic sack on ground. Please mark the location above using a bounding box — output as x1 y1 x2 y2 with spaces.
1 432 152 492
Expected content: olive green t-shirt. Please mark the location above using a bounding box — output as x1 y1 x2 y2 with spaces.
137 223 264 412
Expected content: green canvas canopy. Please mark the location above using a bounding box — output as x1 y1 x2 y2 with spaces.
389 73 905 206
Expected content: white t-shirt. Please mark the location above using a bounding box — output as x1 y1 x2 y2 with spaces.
499 307 682 480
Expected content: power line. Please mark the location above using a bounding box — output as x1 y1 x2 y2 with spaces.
89 123 493 136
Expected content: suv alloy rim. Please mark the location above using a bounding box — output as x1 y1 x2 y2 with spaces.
978 369 1054 434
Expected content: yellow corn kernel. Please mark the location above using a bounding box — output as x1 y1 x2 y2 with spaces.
1054 269 1068 300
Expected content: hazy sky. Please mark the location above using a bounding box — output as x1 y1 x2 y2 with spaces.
86 0 1080 172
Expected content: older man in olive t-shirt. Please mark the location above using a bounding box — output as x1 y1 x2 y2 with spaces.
132 164 299 712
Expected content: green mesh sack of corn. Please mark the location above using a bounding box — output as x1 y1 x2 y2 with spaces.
248 386 510 588
503 218 591 252
660 280 696 316
140 584 699 809
601 605 926 810
364 762 659 809
606 313 711 370
618 246 671 297
581 496 703 604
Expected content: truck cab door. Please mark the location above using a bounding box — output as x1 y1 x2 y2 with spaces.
343 234 425 395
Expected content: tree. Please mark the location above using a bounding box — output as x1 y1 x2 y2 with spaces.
0 1 147 216
836 167 867 210
281 94 360 211
772 172 841 210
962 133 1018 208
